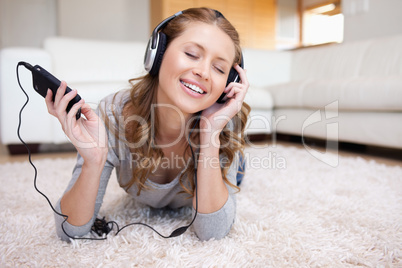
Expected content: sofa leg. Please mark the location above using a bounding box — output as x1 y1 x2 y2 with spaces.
7 143 40 155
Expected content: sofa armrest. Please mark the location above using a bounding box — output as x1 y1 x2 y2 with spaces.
0 47 61 145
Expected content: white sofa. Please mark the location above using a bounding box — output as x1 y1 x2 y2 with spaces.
245 34 402 149
2 35 402 152
0 37 273 151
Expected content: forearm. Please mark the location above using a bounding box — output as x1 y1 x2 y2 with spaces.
193 133 228 213
191 131 239 240
60 158 106 226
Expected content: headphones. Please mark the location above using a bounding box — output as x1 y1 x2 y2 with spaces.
143 9 244 104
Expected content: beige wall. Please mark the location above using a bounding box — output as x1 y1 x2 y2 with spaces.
57 0 149 42
1 0 402 50
0 0 149 49
0 0 57 48
342 0 402 42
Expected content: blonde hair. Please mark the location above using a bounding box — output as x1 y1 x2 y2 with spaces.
103 7 250 196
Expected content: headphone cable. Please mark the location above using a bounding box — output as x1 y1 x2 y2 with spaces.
16 62 199 240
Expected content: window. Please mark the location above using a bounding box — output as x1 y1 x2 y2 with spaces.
302 0 344 46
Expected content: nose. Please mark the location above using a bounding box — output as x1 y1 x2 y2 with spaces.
192 60 210 81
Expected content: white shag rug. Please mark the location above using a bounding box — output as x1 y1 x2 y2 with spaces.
0 145 401 267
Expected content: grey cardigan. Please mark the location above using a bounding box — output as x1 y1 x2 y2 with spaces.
54 91 238 242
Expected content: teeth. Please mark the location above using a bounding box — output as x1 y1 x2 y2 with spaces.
181 81 205 94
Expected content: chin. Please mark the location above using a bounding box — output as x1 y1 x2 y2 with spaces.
178 103 204 115
173 96 212 115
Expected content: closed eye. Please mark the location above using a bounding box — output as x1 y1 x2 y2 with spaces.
214 66 225 74
185 52 198 59
215 66 225 74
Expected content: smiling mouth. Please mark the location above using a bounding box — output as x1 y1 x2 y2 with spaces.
180 81 206 94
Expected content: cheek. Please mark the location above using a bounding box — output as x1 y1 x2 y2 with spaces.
159 50 183 80
212 75 228 96
159 58 174 81
161 47 189 71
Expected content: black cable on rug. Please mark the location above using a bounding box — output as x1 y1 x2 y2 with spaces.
16 62 199 240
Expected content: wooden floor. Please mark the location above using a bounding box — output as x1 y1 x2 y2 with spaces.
1 136 401 167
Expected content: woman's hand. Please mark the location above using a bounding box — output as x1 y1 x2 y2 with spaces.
200 64 249 134
45 81 108 164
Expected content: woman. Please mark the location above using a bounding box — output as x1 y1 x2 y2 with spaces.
46 7 250 242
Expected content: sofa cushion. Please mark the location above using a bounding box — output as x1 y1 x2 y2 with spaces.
358 34 402 76
44 37 147 84
290 35 402 81
68 81 131 107
267 76 402 112
291 41 369 81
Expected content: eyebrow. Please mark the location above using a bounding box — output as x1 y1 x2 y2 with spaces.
186 42 232 64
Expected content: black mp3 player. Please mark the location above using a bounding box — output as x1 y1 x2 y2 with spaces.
20 62 81 120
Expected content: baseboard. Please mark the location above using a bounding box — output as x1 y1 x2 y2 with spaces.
6 143 76 155
7 143 40 155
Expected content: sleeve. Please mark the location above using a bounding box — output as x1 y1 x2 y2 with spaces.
191 152 239 241
53 94 122 242
53 149 118 241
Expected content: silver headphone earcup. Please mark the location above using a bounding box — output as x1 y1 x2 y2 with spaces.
144 37 156 73
143 33 167 76
149 33 167 76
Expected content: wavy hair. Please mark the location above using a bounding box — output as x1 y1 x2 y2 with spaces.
103 7 250 197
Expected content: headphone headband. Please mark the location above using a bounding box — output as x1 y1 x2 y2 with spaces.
150 11 183 49
144 8 242 81
144 11 183 74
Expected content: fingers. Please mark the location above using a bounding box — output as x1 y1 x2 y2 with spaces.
54 81 67 105
66 99 85 121
224 70 249 100
64 99 85 133
224 83 240 97
45 81 86 127
45 89 55 115
50 82 78 117
54 84 75 116
234 64 249 86
80 103 97 121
